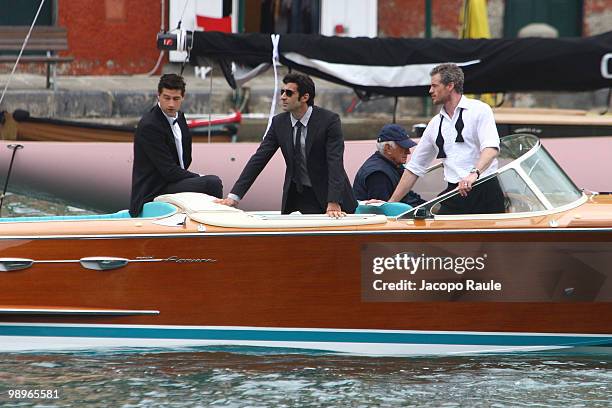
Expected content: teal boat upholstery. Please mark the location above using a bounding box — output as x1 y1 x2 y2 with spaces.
355 202 413 217
0 202 177 223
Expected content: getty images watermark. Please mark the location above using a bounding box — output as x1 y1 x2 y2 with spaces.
360 243 505 302
361 242 612 302
371 252 500 292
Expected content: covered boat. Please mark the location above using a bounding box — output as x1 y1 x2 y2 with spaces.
162 30 612 96
165 30 612 138
0 134 610 355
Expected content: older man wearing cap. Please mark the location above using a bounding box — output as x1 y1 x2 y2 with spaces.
353 124 425 206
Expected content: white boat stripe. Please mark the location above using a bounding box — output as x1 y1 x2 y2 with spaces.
0 336 569 355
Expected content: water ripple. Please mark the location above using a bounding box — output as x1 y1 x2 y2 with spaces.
0 350 609 407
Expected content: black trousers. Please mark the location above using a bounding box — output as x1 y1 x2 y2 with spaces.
162 175 223 198
437 177 505 215
284 183 325 214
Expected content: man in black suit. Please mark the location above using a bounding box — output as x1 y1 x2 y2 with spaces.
129 74 222 216
217 73 357 217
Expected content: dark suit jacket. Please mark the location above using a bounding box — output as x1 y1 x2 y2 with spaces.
230 106 357 214
129 105 199 216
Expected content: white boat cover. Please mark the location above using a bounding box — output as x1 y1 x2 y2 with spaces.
155 192 388 229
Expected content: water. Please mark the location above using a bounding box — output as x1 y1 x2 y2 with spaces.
1 195 610 406
0 348 610 407
0 191 98 218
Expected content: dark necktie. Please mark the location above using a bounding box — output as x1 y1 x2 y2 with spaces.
455 108 465 142
173 118 178 125
435 107 465 159
293 121 304 193
435 114 446 159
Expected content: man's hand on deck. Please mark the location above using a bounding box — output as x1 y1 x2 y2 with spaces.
326 202 346 218
215 197 238 207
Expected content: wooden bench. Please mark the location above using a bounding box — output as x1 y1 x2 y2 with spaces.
0 26 74 89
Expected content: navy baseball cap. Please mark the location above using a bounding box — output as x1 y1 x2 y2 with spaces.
376 124 417 149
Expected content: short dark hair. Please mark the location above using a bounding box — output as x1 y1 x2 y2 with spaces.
430 63 464 94
158 73 186 96
283 72 315 106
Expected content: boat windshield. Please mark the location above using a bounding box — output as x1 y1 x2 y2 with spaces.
518 145 582 207
400 134 584 219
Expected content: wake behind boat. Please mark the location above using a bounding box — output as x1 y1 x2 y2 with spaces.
0 134 610 355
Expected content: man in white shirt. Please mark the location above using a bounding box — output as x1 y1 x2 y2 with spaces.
388 63 505 214
129 74 222 216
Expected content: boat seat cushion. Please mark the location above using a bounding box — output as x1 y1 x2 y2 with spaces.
120 201 178 218
355 202 413 217
0 201 177 223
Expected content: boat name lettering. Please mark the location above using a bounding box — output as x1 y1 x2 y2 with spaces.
372 253 487 275
164 256 217 263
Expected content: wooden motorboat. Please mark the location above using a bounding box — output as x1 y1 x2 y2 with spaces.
0 109 241 143
0 134 610 355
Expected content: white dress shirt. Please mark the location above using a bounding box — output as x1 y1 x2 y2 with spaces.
405 95 499 183
160 103 184 169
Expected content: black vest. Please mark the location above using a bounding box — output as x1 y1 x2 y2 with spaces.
353 152 424 206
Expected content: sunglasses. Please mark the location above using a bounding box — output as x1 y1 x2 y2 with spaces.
280 89 296 97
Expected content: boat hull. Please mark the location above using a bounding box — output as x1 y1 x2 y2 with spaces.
1 228 611 355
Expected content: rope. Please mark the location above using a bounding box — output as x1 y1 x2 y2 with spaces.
179 29 193 76
146 0 166 76
0 0 46 107
176 0 192 76
263 34 280 139
177 0 189 29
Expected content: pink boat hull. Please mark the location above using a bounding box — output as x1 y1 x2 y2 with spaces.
1 138 610 211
